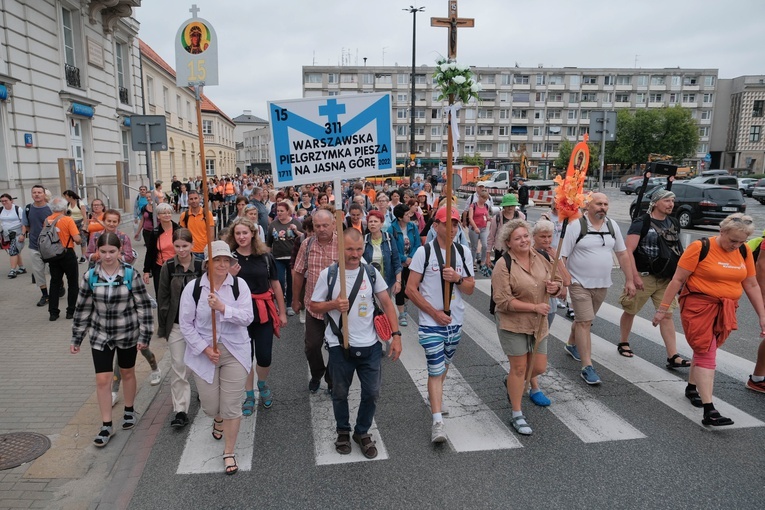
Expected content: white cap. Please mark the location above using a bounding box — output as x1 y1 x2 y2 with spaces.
204 240 234 262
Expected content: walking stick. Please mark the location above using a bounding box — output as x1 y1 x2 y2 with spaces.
335 211 349 350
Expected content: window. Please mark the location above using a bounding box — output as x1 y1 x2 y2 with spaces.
754 100 765 118
340 74 356 83
396 142 407 153
616 93 630 102
115 42 126 88
478 126 493 136
414 127 425 136
464 109 475 120
581 92 597 102
187 101 191 120
430 142 442 152
549 92 563 102
604 76 614 86
501 74 512 85
697 143 708 153
534 110 543 119
463 144 474 154
477 109 493 119
397 74 409 85
532 143 542 153
176 95 181 118
498 126 509 136
499 109 510 119
704 76 715 86
569 75 580 88
477 143 493 152
683 76 698 86
511 109 527 119
397 109 407 119
703 93 713 103
162 86 169 111
569 92 579 104
547 126 561 135
583 75 597 85
511 126 527 135
637 75 648 86
669 93 678 104
547 109 562 120
512 92 530 102
396 93 407 102
580 110 591 119
535 92 546 102
361 73 374 85
499 92 509 102
202 120 213 135
636 93 647 104
536 74 546 85
650 93 663 102
305 73 322 83
514 74 529 84
464 125 475 136
616 75 631 86
545 142 559 152
533 126 542 136
579 126 589 136
567 110 578 120
701 110 712 120
414 108 425 119
482 74 495 85
205 158 215 176
650 75 665 86
396 125 407 136
62 7 81 88
327 73 339 84
414 74 427 84
498 142 509 153
750 126 761 142
431 126 442 137
698 127 709 137
146 76 155 104
603 92 612 103
549 75 564 85
566 126 577 137
682 93 696 103
671 76 682 86
375 74 391 84
431 108 440 119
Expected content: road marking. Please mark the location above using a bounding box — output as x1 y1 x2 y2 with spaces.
399 317 523 452
462 300 646 443
475 279 764 430
176 400 258 474
310 368 389 465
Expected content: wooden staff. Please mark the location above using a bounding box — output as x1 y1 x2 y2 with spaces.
335 210 349 349
524 219 569 392
194 85 217 352
443 96 454 312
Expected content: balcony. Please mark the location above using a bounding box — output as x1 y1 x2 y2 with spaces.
65 64 81 88
118 86 129 105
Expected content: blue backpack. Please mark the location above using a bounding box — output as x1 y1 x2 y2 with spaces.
88 264 134 291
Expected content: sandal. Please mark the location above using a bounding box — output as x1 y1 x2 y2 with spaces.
93 425 114 447
702 410 734 427
212 418 223 440
258 382 273 409
511 414 533 436
666 354 691 369
335 431 352 455
223 453 238 475
122 410 137 430
242 395 256 417
352 433 378 459
685 388 702 408
617 343 634 358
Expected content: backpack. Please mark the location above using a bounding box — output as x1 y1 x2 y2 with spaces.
38 216 68 262
191 274 240 306
575 215 615 245
747 234 765 263
301 235 317 275
364 232 393 254
697 237 747 265
423 240 472 309
633 214 684 279
324 262 377 341
88 264 134 292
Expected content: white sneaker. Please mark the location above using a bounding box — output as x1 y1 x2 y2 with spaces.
286 307 296 317
111 391 118 407
431 421 447 443
299 309 306 324
150 369 162 386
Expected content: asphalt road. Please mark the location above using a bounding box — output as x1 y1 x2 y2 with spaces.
126 193 765 510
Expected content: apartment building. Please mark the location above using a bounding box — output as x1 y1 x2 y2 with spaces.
232 110 270 174
712 76 765 173
303 65 718 173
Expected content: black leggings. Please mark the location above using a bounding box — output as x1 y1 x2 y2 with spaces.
247 320 274 368
395 267 410 306
92 345 138 374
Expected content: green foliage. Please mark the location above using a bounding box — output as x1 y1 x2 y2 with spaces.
554 138 601 173
462 153 485 170
607 107 699 165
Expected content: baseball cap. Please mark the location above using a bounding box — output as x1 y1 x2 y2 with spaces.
500 194 519 207
434 206 460 223
204 240 234 262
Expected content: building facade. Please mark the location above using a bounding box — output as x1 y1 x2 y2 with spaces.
232 110 270 174
712 76 765 173
0 0 142 208
303 65 719 175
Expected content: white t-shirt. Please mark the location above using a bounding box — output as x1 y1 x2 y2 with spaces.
312 264 388 348
0 205 23 233
560 216 626 289
409 241 473 327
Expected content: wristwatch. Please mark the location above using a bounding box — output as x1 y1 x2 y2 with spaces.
456 277 464 285
391 331 402 337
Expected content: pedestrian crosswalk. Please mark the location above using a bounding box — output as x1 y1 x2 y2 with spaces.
172 279 764 472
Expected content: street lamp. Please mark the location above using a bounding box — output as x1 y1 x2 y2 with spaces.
404 6 424 178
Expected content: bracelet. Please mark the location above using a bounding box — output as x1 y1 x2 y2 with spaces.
391 331 402 337
658 303 670 310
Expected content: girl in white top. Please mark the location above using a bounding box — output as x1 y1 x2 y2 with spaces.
0 193 26 277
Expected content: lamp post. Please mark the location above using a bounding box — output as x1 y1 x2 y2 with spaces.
404 6 424 178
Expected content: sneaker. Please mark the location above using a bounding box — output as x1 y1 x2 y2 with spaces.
49 314 59 322
581 365 602 386
557 299 567 309
7 269 16 279
78 256 86 263
566 308 575 319
36 296 48 307
170 411 189 428
398 312 408 327
15 267 26 274
150 369 162 386
65 312 74 320
431 421 447 443
111 392 118 407
299 309 306 324
286 307 296 316
308 378 321 393
746 376 765 394
564 343 581 362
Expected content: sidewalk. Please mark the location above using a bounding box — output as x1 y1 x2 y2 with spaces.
0 233 168 510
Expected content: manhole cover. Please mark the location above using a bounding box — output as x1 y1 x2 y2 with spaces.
0 432 51 470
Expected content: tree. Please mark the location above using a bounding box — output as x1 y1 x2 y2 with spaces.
554 138 601 173
462 153 485 170
608 107 699 165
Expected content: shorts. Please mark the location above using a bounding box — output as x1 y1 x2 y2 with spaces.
569 283 607 323
418 324 462 377
92 345 138 374
619 274 678 315
496 327 547 357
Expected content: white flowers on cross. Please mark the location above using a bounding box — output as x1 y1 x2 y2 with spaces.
433 59 482 105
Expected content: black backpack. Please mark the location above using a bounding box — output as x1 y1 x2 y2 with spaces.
575 215 615 245
633 214 684 280
697 237 747 264
324 262 377 342
191 275 240 305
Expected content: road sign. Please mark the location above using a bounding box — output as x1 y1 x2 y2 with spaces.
268 92 395 187
588 111 617 142
130 115 168 151
174 6 218 87
704 153 712 163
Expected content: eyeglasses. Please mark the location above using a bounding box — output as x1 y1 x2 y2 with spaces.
730 216 753 225
159 211 173 215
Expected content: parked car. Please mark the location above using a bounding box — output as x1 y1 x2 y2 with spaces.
700 169 731 177
738 178 757 196
630 182 746 228
620 176 666 195
686 175 739 188
751 179 765 203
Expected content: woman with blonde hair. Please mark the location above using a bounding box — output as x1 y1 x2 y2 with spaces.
224 217 287 414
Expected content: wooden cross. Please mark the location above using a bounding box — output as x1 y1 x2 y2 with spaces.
430 0 474 59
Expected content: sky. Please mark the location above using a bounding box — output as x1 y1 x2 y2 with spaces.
135 0 765 121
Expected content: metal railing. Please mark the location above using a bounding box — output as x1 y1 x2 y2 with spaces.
82 184 111 209
118 87 129 105
65 64 81 88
